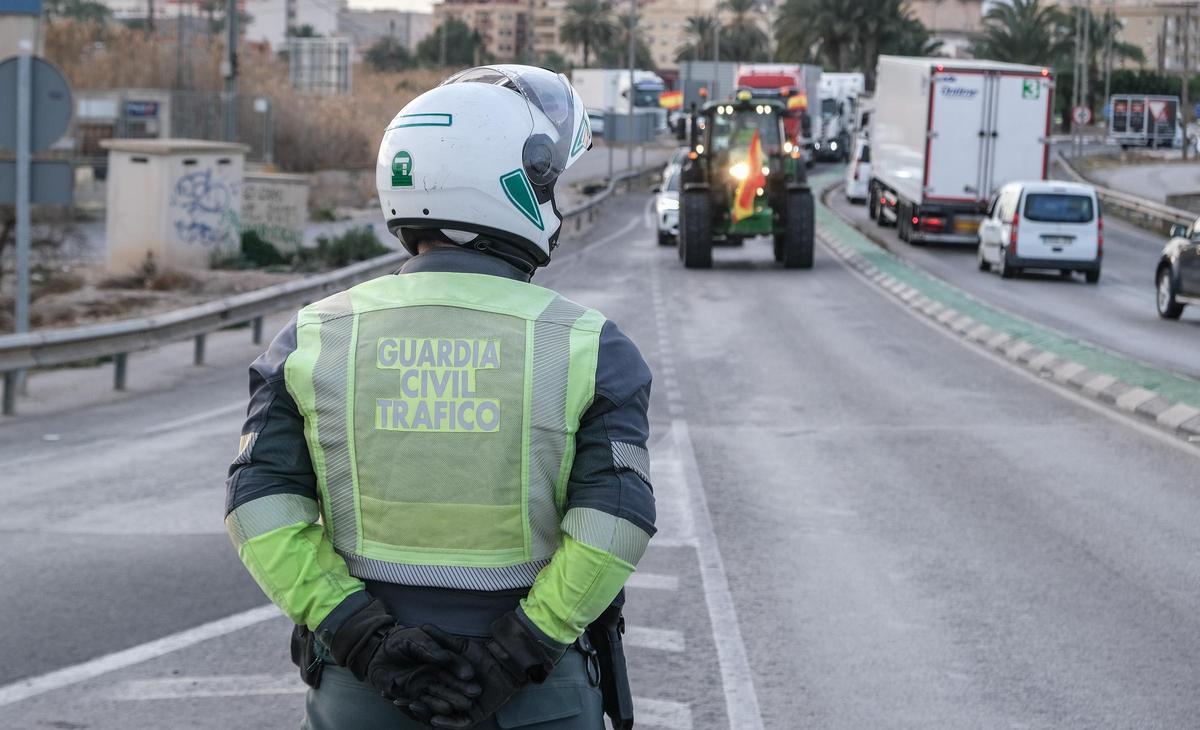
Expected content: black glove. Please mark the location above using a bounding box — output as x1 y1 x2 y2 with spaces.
327 599 481 719
416 611 566 729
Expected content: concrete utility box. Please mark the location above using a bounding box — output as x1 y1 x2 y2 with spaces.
242 172 310 254
102 139 248 271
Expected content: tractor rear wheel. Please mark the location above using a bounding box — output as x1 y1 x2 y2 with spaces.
679 191 713 269
779 188 815 269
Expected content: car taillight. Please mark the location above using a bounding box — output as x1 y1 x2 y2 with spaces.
1097 214 1103 257
1010 210 1019 255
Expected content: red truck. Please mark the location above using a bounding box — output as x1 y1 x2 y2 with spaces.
735 63 821 147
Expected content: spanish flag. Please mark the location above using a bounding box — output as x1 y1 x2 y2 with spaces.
659 89 683 110
732 130 766 223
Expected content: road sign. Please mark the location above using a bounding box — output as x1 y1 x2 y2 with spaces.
1072 105 1092 126
0 55 72 152
0 159 73 205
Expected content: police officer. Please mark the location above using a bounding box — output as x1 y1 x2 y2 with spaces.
225 65 655 729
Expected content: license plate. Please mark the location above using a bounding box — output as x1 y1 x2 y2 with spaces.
1042 236 1073 245
954 218 981 234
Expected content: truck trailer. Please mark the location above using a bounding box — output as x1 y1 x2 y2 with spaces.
1107 94 1179 149
869 56 1054 244
571 69 667 130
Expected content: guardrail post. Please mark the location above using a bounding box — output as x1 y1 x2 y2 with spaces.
194 334 206 366
114 353 127 391
252 316 264 345
2 371 16 415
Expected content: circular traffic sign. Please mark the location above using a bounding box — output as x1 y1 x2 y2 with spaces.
1072 105 1092 126
0 55 73 152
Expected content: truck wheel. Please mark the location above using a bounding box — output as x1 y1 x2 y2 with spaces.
868 185 879 220
1084 268 1101 284
680 191 713 269
779 188 815 269
657 230 673 247
998 247 1018 279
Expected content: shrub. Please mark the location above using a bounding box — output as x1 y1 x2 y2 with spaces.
240 230 290 267
302 226 389 268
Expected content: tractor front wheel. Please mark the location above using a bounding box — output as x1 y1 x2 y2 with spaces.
679 191 713 269
778 188 815 269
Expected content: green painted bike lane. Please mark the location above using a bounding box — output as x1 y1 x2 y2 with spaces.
811 173 1200 410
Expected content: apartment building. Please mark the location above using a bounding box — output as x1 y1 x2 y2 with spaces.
434 0 532 62
339 9 434 55
1110 1 1200 72
908 0 984 58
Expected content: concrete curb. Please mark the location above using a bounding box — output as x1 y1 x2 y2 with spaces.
815 195 1200 447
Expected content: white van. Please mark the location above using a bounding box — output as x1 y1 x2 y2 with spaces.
977 181 1102 283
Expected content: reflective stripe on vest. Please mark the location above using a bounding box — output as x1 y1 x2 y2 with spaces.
286 272 603 592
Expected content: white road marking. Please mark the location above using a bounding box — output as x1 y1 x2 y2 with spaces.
143 401 246 435
670 419 766 729
0 605 281 707
626 572 680 591
631 696 694 729
108 674 303 700
624 626 685 653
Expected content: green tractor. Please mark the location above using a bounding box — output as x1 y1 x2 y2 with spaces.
677 93 814 269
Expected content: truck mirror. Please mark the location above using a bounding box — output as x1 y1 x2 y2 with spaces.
1170 224 1188 238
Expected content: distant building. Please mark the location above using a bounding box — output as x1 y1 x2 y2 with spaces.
908 0 984 59
433 0 531 62
339 9 434 57
1108 1 1200 73
641 0 721 71
288 36 353 94
245 0 344 51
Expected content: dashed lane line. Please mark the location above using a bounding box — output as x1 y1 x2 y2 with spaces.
101 675 695 729
624 627 686 653
626 572 680 591
648 254 765 729
0 605 282 707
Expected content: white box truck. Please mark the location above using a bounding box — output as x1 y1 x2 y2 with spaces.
570 69 666 130
869 56 1054 244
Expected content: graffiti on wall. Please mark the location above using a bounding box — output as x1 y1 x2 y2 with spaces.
170 168 241 248
241 178 307 252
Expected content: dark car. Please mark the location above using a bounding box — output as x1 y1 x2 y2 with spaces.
1156 218 1200 318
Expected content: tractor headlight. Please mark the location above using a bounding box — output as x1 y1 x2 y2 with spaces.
830 141 839 151
657 196 679 212
729 162 750 180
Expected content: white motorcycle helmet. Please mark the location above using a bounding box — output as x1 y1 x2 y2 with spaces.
377 65 593 271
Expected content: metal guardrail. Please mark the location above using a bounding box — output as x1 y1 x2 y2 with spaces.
0 162 663 415
1054 151 1194 234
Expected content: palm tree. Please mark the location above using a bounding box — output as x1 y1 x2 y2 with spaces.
970 0 1070 66
721 0 769 61
676 14 716 62
776 0 856 69
596 12 655 69
560 0 617 68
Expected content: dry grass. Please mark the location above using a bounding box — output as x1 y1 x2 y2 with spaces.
43 20 452 171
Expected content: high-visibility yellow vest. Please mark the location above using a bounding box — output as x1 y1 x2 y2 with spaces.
285 271 605 591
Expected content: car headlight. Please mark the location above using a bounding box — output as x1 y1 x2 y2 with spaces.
657 197 679 211
729 162 749 180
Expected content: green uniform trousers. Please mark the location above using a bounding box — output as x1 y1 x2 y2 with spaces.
302 647 604 730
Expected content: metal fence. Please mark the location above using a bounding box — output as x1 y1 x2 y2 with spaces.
1054 152 1194 235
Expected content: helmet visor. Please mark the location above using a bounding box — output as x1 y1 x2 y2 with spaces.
441 64 579 180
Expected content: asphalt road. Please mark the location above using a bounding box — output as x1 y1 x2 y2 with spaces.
827 166 1200 380
3 184 1200 728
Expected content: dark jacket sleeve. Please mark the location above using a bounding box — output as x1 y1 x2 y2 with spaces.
518 319 655 645
224 316 366 632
